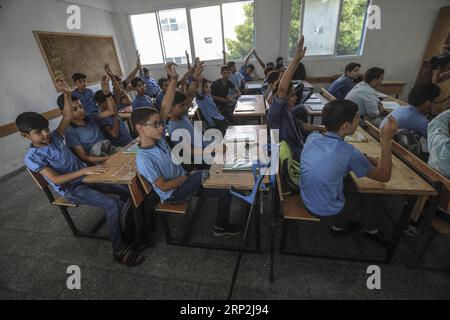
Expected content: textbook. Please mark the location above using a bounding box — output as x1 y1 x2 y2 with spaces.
224 132 256 142
305 98 322 104
344 131 368 143
223 156 253 171
382 101 400 111
307 104 324 111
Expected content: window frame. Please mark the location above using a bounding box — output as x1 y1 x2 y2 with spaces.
127 0 256 68
288 0 370 60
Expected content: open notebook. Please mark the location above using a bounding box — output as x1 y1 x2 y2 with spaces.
344 131 368 143
224 132 256 142
382 101 401 111
223 156 254 171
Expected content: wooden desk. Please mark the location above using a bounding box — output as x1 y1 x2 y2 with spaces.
348 130 437 262
379 81 407 99
245 81 264 95
233 95 266 124
203 125 268 190
305 92 330 124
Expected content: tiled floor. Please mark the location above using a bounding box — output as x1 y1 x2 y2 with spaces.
0 170 449 300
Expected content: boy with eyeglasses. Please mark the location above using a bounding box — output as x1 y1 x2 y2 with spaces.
133 62 241 237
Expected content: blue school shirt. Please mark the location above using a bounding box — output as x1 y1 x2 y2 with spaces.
154 91 165 111
267 95 306 160
196 93 225 127
239 65 253 82
379 105 429 138
24 131 86 196
65 114 105 153
229 72 245 96
132 95 153 111
300 132 373 216
98 115 133 147
327 76 356 100
72 88 98 114
145 78 161 97
167 115 206 148
428 109 450 178
136 137 187 202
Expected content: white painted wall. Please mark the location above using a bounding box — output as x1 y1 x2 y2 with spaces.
0 0 124 177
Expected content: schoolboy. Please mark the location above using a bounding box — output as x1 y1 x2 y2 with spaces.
131 77 154 111
328 63 362 100
71 73 98 114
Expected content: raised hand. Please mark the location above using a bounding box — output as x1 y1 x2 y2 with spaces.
193 60 205 79
55 77 72 94
104 63 114 77
165 62 179 80
294 35 307 61
101 75 111 93
380 116 398 142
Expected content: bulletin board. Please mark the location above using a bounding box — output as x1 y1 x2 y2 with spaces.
33 31 122 89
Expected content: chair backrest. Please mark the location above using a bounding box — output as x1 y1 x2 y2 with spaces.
137 173 153 195
27 168 48 190
320 87 337 102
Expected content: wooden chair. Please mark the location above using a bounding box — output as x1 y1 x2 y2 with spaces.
320 87 337 102
137 173 199 245
27 169 108 240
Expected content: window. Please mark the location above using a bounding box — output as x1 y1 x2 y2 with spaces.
222 1 255 60
130 13 164 65
158 8 191 63
129 1 254 64
288 0 369 57
190 6 223 61
336 0 369 56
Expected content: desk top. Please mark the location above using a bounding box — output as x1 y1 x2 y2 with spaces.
305 92 330 116
233 95 266 117
83 151 136 185
348 139 436 196
203 125 268 190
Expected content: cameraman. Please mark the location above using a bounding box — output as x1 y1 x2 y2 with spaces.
431 44 450 116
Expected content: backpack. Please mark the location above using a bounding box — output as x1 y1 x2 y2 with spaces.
279 141 301 195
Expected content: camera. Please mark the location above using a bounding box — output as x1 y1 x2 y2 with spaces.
430 51 450 70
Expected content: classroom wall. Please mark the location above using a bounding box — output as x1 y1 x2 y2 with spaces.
0 0 124 178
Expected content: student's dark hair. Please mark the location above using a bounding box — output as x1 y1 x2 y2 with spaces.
364 67 385 84
227 61 236 68
57 94 79 110
158 77 169 88
247 64 255 71
264 66 274 77
408 83 441 107
266 71 280 85
345 63 361 74
276 57 284 63
94 90 106 104
273 82 294 97
16 112 49 134
131 107 159 128
275 62 284 70
72 73 87 82
322 100 359 132
131 77 145 88
266 62 275 68
221 65 230 73
202 78 211 89
143 67 150 73
174 91 187 105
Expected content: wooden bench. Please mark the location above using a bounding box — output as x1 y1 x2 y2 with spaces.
27 169 108 240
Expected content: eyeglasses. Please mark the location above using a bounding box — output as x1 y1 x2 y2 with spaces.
143 121 164 129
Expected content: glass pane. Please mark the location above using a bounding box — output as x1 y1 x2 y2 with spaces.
336 0 369 56
130 13 164 65
222 1 254 60
288 0 302 58
190 6 223 61
303 0 341 56
159 8 190 63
